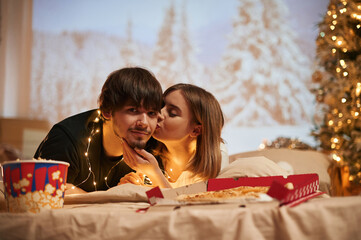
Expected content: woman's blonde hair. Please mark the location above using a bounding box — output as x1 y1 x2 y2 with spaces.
157 83 224 180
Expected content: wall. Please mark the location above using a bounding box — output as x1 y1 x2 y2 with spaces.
0 0 32 118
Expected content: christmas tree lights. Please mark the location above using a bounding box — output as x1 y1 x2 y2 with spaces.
312 0 361 185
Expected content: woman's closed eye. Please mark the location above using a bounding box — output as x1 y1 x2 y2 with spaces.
168 109 179 117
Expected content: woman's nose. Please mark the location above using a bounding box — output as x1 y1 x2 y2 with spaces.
158 110 165 122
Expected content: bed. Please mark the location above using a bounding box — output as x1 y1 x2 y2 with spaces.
1 149 361 240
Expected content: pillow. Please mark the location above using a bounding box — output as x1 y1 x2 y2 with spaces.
217 156 289 178
229 149 331 194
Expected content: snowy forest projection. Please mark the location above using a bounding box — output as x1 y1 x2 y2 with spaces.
31 0 327 153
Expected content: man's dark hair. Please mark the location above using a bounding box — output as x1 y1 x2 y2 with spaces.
98 67 163 115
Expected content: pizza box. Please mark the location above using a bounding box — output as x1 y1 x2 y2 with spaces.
146 173 323 207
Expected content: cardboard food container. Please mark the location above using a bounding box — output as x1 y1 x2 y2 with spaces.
146 173 323 207
2 159 69 213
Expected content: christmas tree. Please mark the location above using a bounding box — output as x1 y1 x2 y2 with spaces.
215 0 312 127
312 0 361 186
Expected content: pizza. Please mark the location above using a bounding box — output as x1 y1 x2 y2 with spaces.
176 186 270 203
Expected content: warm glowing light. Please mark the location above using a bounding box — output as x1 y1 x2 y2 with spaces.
332 20 337 25
332 137 339 143
355 112 359 117
332 154 341 162
337 40 343 45
332 14 337 19
357 24 361 29
336 67 341 73
340 59 346 67
93 182 97 186
332 48 337 53
330 25 335 30
356 83 361 97
340 8 347 13
327 10 331 15
352 13 361 20
88 137 91 142
338 113 343 118
331 143 336 149
331 36 337 41
341 98 347 103
328 120 334 126
85 152 88 156
343 72 348 77
342 48 347 52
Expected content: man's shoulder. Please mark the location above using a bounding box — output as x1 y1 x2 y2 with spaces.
54 109 100 136
57 109 98 126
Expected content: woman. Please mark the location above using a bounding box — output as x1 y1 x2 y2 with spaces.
120 83 226 188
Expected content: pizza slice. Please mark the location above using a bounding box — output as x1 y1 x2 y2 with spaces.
176 186 270 203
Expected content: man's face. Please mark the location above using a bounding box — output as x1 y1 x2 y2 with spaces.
110 104 158 149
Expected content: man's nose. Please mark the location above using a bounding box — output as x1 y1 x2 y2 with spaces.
136 113 148 126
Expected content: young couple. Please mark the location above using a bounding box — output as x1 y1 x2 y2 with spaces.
34 67 227 193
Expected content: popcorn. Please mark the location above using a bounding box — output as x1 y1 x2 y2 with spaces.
7 183 67 213
2 159 69 213
284 182 295 190
52 170 61 180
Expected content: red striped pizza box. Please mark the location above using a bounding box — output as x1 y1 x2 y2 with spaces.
146 174 322 207
209 173 321 206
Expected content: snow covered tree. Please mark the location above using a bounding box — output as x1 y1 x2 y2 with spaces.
214 0 313 127
120 19 139 66
151 3 177 88
312 0 361 187
30 31 126 124
173 1 205 87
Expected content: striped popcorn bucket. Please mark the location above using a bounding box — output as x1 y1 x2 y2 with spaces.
1 159 69 213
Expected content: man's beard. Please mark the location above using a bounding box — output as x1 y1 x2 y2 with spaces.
113 127 149 149
129 140 146 149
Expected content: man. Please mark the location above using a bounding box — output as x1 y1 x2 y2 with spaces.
34 67 163 193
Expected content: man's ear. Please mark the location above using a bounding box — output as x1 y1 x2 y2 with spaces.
190 125 202 138
102 111 112 120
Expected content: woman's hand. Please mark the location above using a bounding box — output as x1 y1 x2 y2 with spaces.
121 139 159 175
121 139 172 188
118 172 145 186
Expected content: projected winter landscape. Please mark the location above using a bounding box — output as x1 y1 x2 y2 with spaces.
31 0 329 153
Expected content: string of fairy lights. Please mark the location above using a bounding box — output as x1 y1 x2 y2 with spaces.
313 0 361 184
70 110 175 190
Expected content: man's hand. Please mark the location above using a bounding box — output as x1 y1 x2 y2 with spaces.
65 183 87 195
